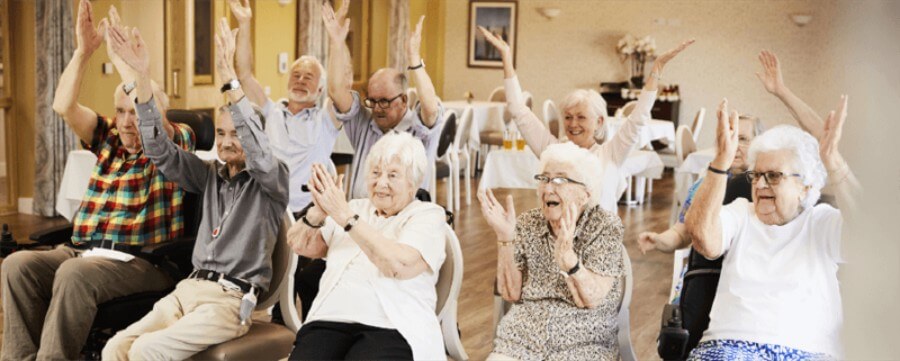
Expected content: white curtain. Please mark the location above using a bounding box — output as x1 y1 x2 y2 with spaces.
34 0 78 217
297 0 329 65
387 0 409 70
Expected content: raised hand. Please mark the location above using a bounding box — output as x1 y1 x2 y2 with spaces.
228 0 252 25
637 232 661 254
322 0 351 43
75 0 106 55
819 95 848 173
477 26 512 67
407 16 425 67
711 98 740 171
106 23 149 79
651 39 695 75
308 163 351 225
554 203 580 272
214 18 239 86
755 50 785 95
477 188 517 242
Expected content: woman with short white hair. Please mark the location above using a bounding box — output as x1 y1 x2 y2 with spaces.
479 27 694 211
286 132 446 360
480 142 628 360
684 96 859 359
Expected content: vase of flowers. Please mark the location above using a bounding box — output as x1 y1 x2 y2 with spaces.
617 34 656 88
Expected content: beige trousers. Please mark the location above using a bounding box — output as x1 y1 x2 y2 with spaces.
0 245 172 361
102 278 252 361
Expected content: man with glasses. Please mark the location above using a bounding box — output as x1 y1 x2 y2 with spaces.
323 1 444 199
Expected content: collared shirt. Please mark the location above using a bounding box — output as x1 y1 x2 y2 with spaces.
138 97 289 292
305 198 447 360
335 91 444 199
72 115 195 246
263 99 340 212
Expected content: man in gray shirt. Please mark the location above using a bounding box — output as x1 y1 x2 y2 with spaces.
323 2 444 199
101 19 289 360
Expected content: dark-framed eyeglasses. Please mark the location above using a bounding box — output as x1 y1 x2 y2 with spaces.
534 174 586 187
364 93 405 109
746 171 802 185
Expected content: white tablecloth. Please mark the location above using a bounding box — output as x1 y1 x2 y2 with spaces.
605 118 676 149
443 100 506 133
56 150 97 221
676 147 716 176
479 148 664 191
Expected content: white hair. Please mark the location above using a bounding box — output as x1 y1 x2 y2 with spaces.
538 142 604 207
558 89 609 138
365 132 427 189
290 55 327 89
747 125 826 209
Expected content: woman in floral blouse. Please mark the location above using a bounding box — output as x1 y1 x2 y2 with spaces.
479 142 626 361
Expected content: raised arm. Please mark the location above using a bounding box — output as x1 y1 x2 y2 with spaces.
286 203 330 259
819 95 861 217
216 19 289 200
478 26 557 155
108 23 208 193
228 0 267 107
478 189 523 303
637 223 690 255
685 99 740 259
51 0 106 143
308 164 435 280
756 50 824 139
606 39 695 165
556 204 618 309
407 16 439 127
323 0 353 113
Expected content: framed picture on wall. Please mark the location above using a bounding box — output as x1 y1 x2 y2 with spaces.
468 1 517 68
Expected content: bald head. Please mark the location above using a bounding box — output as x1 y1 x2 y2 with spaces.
368 68 407 96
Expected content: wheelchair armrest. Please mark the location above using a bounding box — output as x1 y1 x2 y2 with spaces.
140 237 195 257
28 224 74 246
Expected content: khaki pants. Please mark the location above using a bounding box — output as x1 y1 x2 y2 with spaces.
102 279 252 361
0 245 172 361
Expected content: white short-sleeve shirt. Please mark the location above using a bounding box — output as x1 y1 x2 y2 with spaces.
305 199 447 360
702 198 844 357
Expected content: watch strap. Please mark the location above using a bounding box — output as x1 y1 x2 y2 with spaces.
343 214 360 232
407 61 424 71
567 259 581 276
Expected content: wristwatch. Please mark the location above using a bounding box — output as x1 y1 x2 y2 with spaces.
343 214 360 232
220 79 242 93
122 81 137 96
559 259 581 278
407 60 425 71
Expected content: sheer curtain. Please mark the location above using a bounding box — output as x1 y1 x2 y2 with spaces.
297 0 329 65
34 0 77 216
387 0 409 70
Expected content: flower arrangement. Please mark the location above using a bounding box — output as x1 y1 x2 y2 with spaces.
617 34 656 88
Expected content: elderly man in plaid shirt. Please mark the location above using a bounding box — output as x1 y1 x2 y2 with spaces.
0 4 194 360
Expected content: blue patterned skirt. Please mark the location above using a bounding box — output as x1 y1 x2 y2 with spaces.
687 339 833 361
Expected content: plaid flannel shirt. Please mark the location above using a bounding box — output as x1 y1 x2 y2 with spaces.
71 115 195 246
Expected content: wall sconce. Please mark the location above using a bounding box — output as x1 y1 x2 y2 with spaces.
537 7 561 20
278 0 292 6
789 13 813 27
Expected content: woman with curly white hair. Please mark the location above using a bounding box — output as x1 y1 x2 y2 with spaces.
479 26 694 211
684 96 859 360
480 142 628 360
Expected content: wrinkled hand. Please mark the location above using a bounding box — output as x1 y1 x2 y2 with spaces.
308 163 351 225
554 203 579 272
106 20 149 78
651 39 695 75
637 232 661 254
407 16 425 66
76 0 106 55
711 99 740 170
477 26 512 64
497 245 522 301
820 95 848 173
755 50 785 95
214 18 239 86
322 0 350 42
478 188 516 241
228 0 252 25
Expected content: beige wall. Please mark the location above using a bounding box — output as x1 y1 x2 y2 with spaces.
252 0 297 101
442 0 843 149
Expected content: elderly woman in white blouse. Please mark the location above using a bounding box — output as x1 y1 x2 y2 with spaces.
285 132 446 361
479 27 693 211
480 142 627 360
684 97 859 360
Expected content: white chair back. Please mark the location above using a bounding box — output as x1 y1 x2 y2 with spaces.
488 86 505 102
56 150 99 220
437 224 469 361
454 108 475 154
617 245 637 361
675 126 697 165
542 99 561 139
406 88 419 110
691 108 706 142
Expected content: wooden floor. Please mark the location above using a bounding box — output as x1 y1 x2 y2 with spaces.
0 172 677 361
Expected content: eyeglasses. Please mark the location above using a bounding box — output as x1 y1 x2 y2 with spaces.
364 93 405 109
746 171 802 186
534 174 586 187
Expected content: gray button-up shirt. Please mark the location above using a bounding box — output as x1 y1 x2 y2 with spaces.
137 97 289 292
335 91 444 199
